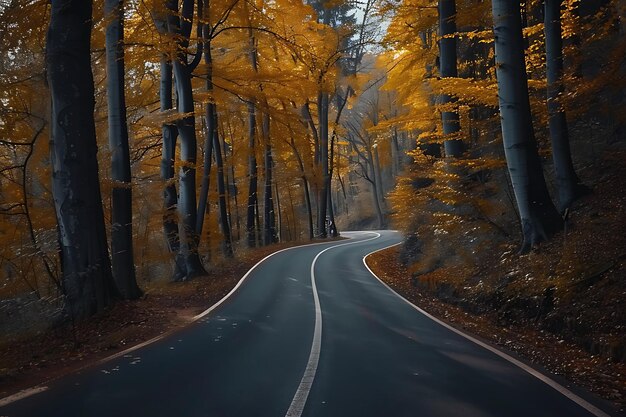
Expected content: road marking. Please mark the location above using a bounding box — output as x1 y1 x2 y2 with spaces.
0 387 48 408
192 238 361 321
0 235 360 407
285 231 382 417
362 242 612 417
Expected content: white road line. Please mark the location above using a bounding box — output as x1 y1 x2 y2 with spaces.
192 236 364 321
0 387 48 408
285 231 382 417
362 243 612 417
0 235 362 408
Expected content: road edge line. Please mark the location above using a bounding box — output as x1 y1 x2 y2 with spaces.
0 387 48 408
285 231 382 417
362 243 612 417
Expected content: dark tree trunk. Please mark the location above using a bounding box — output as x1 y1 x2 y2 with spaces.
289 137 314 240
544 0 586 211
196 98 214 238
262 112 276 245
159 58 186 281
391 127 400 176
246 26 259 249
227 133 241 241
105 0 141 299
317 92 329 238
327 118 339 238
200 27 233 257
196 27 213 238
246 101 259 248
47 0 117 319
303 178 314 240
212 106 234 257
373 146 385 206
167 0 206 278
439 0 464 157
492 0 563 253
275 182 282 242
367 148 385 229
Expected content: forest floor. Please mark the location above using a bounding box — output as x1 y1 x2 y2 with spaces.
0 238 343 400
367 150 626 413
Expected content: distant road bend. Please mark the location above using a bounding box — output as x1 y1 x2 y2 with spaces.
0 230 616 417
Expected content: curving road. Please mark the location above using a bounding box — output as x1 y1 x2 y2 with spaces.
0 231 616 417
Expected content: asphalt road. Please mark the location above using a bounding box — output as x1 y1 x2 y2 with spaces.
0 230 616 417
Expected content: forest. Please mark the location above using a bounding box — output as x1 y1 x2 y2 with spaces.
0 0 625 414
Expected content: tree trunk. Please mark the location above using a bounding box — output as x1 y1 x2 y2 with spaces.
262 112 276 245
367 148 385 229
287 185 297 241
275 182 282 242
198 33 233 257
196 98 213 238
196 28 213 238
303 178 314 240
391 127 400 176
545 0 586 211
317 92 330 238
246 101 259 248
327 117 340 238
159 58 186 281
246 26 259 248
167 0 206 278
492 0 563 253
373 146 385 207
47 0 117 319
105 0 141 299
212 105 234 257
229 141 241 242
290 137 314 240
439 0 464 157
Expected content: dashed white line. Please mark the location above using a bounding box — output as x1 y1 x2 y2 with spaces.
362 242 612 417
285 231 382 417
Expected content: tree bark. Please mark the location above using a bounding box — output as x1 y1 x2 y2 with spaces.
275 181 282 242
439 0 464 157
196 95 214 238
303 178 314 240
262 111 276 245
245 26 259 248
492 0 563 253
544 0 586 211
47 0 117 319
105 0 141 299
167 0 206 278
196 27 213 239
366 147 385 229
289 137 314 240
212 105 234 257
373 146 385 207
317 92 330 238
391 127 400 176
159 58 186 281
246 101 259 248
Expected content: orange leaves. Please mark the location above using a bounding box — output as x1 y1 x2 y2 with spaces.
430 77 499 107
